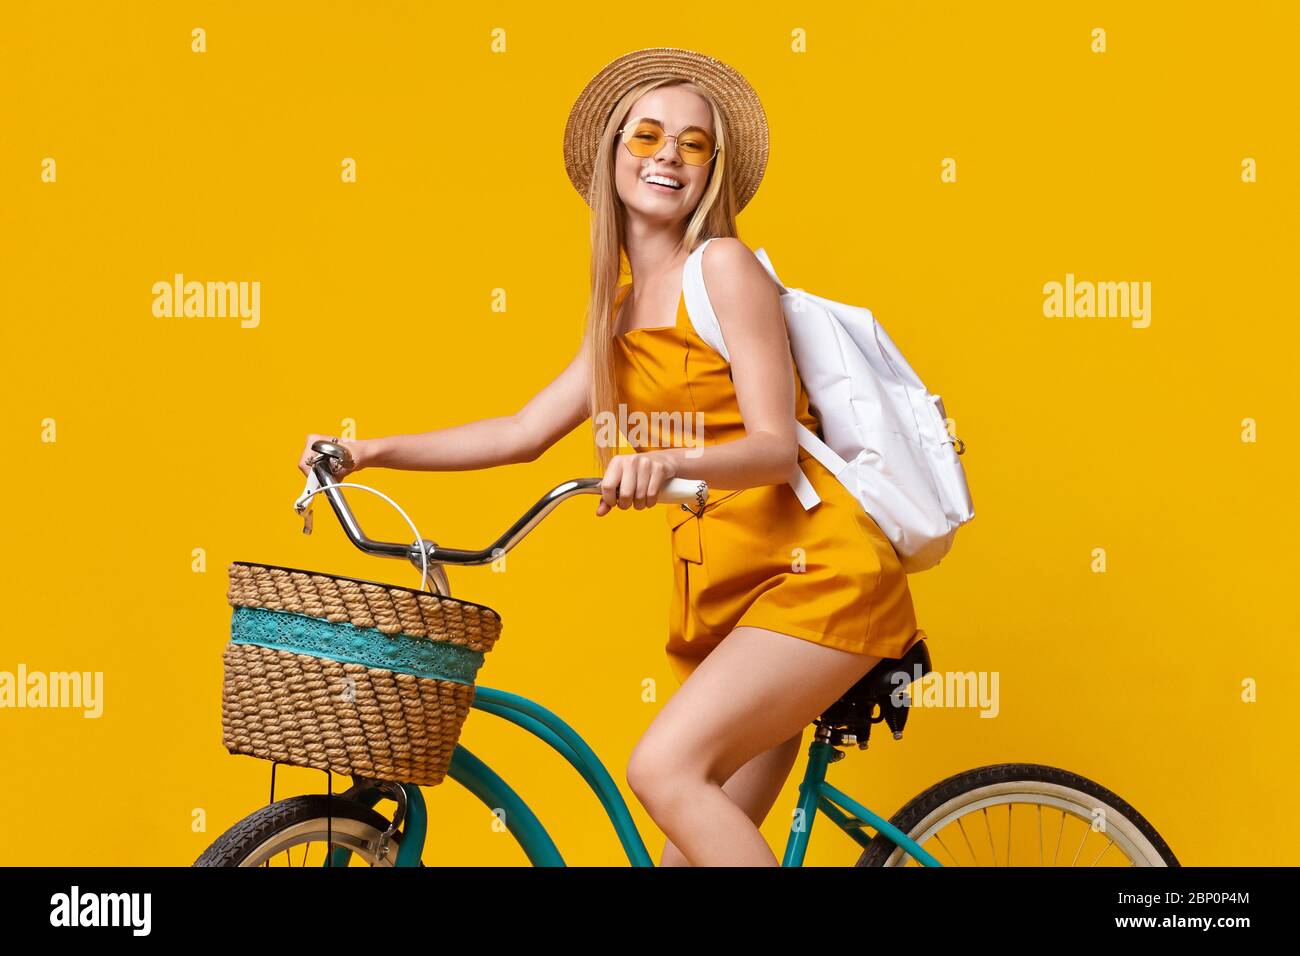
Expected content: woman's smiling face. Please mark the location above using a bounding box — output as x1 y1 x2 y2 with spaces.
614 86 716 223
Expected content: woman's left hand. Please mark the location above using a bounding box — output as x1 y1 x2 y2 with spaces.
596 450 680 516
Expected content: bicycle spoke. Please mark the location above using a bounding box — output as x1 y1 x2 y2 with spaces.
956 816 979 865
982 807 997 866
1052 809 1065 866
1006 804 1012 867
1037 803 1044 866
1069 822 1088 867
1089 838 1115 867
933 832 960 866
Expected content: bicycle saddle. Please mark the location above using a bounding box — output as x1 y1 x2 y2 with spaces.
814 637 932 748
857 636 932 701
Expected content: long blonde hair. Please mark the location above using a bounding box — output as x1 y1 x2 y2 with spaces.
584 77 744 471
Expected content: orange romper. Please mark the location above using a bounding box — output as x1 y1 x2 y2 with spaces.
611 280 926 685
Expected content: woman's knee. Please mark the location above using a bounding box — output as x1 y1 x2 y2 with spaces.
626 739 675 808
626 734 713 810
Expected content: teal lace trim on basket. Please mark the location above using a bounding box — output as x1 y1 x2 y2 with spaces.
229 605 484 685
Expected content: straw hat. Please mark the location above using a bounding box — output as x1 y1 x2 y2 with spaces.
562 47 769 212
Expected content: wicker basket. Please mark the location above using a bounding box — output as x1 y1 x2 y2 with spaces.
221 561 503 787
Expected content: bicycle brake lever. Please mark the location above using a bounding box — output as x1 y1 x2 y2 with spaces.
294 470 322 535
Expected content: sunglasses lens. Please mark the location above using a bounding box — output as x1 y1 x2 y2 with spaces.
676 128 716 166
623 118 664 157
622 118 716 165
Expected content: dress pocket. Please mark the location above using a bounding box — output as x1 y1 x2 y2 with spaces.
670 515 703 564
666 486 746 565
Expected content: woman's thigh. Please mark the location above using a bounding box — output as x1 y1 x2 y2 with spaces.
630 626 883 791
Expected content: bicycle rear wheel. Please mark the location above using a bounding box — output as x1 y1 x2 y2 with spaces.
856 763 1179 867
194 795 415 867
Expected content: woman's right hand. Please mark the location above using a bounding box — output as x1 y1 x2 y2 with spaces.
298 433 363 480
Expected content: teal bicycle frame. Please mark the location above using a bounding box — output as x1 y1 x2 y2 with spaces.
329 685 941 867
292 449 940 868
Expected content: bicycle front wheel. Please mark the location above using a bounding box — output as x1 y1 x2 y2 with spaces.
856 763 1179 867
194 795 415 867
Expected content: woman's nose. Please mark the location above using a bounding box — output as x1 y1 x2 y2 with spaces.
654 135 680 164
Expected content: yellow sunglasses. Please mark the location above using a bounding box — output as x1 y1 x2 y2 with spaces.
617 116 721 166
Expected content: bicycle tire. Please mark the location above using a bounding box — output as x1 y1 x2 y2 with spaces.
855 763 1179 867
194 794 421 867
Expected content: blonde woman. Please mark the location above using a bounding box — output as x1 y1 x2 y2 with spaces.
298 48 924 866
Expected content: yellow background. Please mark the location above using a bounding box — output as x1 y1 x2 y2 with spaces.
2 1 1295 865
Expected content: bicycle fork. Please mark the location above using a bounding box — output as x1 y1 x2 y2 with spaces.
264 763 427 867
329 777 426 867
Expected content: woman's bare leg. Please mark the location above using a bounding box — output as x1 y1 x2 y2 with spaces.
627 626 882 866
657 732 803 866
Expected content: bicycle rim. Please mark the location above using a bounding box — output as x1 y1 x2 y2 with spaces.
239 818 397 867
194 795 406 867
863 765 1177 867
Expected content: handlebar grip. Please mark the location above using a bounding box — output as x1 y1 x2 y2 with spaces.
654 477 709 510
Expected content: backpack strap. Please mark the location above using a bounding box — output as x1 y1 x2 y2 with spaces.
786 445 823 509
681 238 730 359
795 422 849 479
682 239 825 510
753 247 788 293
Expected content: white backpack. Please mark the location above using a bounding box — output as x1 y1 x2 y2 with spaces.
681 237 974 573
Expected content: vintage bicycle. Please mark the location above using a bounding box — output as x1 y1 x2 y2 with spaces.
194 441 1179 867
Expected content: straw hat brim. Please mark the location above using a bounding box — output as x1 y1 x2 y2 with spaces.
562 47 769 213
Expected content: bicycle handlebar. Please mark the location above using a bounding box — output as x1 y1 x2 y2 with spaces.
296 440 710 574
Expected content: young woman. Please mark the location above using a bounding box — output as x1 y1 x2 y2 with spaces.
298 48 924 866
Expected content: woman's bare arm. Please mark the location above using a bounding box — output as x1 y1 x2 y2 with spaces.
341 340 593 473
596 237 800 514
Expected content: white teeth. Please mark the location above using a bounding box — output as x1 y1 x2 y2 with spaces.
644 174 683 189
